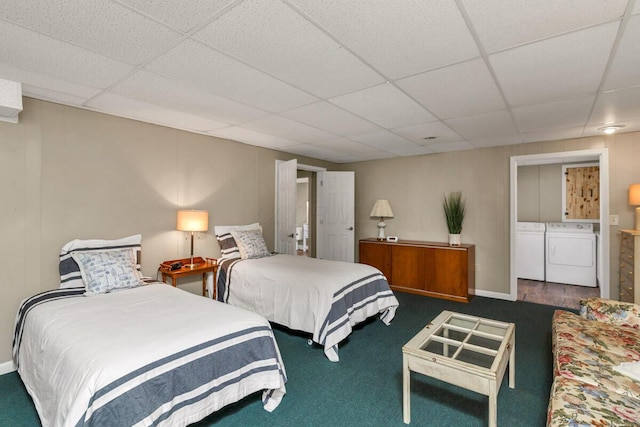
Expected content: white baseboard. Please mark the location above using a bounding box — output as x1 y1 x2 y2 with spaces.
475 289 516 301
0 360 16 375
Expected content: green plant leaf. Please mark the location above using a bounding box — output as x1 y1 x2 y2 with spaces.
443 191 466 234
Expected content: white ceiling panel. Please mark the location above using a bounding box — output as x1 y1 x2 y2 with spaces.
490 22 619 106
147 40 317 112
281 102 381 136
194 0 384 98
330 83 436 129
522 127 585 143
397 59 505 120
208 126 301 150
118 0 237 33
0 0 185 66
111 70 266 124
445 110 520 141
512 96 595 133
462 0 627 53
1 1 638 163
603 15 640 91
0 21 134 89
87 92 230 132
348 130 431 156
590 86 640 124
391 122 463 145
242 114 337 143
289 0 479 79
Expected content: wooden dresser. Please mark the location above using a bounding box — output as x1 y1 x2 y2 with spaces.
619 229 640 303
359 238 475 303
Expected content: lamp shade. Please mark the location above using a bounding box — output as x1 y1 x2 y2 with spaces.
176 210 209 232
630 184 640 206
370 200 394 218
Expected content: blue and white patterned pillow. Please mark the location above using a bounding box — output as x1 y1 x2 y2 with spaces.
230 229 270 259
59 234 142 289
214 223 261 260
71 249 143 296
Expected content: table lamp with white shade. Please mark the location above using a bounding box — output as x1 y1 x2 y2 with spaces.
630 184 640 231
177 209 209 268
370 199 394 240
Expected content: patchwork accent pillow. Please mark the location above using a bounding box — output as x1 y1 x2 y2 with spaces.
230 229 270 259
59 234 142 289
214 223 261 260
71 249 143 296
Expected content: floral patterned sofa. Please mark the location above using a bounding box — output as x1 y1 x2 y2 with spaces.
547 298 640 426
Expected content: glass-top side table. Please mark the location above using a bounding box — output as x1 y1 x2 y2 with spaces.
402 311 515 426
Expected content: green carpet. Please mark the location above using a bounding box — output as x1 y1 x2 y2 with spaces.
0 292 566 426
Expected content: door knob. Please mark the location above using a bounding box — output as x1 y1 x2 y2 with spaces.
347 227 354 231
288 233 295 238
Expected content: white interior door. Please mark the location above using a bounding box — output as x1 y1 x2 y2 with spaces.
276 159 297 254
316 171 355 262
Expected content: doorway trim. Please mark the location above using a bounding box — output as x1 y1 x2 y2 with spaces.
509 148 609 301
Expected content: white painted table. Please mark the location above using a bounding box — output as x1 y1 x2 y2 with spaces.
402 311 515 426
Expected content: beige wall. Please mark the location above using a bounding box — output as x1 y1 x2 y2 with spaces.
0 98 335 363
343 131 640 301
517 164 563 223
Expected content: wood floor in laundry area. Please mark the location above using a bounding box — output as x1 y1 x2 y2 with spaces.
517 279 600 310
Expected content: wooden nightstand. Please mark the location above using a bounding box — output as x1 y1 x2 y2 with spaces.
159 257 218 299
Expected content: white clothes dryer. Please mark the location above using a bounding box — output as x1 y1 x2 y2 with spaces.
545 222 597 287
516 222 546 281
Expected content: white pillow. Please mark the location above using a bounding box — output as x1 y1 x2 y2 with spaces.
214 223 261 260
230 229 270 259
71 249 143 296
59 234 142 289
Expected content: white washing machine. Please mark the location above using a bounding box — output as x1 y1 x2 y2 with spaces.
545 222 597 287
516 222 546 281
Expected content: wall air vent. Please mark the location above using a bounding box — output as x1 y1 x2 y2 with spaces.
0 78 22 124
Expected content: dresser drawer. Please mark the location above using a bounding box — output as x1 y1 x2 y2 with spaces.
621 232 635 251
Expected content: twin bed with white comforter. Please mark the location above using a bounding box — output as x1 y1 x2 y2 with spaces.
13 234 287 426
217 254 399 362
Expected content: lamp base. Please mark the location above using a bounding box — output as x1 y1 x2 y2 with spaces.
636 207 640 231
184 263 197 269
377 219 387 240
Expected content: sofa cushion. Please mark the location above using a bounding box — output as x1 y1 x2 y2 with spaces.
547 375 640 427
553 310 640 399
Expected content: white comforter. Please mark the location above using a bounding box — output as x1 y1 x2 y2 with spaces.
14 284 287 427
219 254 399 361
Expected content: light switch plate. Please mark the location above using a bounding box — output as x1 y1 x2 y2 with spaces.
609 214 619 226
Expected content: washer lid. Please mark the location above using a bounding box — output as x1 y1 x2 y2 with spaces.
546 222 594 233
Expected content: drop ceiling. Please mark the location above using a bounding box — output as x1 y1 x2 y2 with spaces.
1 0 639 163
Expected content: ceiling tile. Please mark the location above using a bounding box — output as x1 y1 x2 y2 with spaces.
521 127 585 143
348 130 430 156
330 83 436 128
195 0 383 98
289 0 479 79
242 114 337 143
512 96 595 133
428 141 475 153
208 126 301 150
391 122 463 145
23 84 93 107
396 58 505 120
468 135 524 148
147 40 317 112
312 138 382 156
590 86 640 124
0 0 184 65
0 21 134 89
87 92 230 132
603 14 640 91
118 0 236 33
112 70 267 124
283 143 346 162
281 102 380 136
445 110 519 140
461 0 627 53
490 22 619 106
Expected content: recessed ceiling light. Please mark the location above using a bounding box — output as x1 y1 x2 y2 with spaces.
597 125 625 134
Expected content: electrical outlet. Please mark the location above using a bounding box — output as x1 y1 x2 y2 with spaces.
609 215 619 226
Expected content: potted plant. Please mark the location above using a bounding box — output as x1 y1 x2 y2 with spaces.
443 191 466 246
